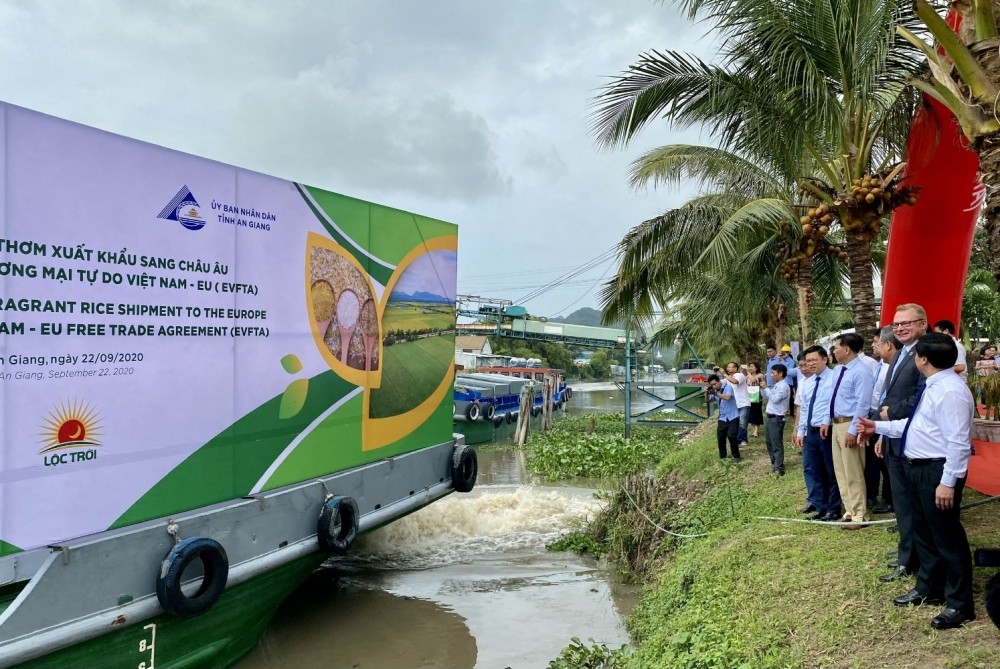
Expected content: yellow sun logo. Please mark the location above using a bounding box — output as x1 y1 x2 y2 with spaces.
38 401 103 453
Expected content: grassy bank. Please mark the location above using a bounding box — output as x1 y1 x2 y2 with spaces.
559 419 1000 669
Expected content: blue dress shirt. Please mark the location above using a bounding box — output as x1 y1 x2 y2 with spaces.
829 356 876 436
796 368 833 436
714 382 739 422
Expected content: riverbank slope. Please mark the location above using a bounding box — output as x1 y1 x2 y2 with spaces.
599 421 1000 669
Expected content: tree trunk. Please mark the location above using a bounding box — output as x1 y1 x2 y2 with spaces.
771 298 787 350
795 257 814 343
978 125 1000 291
846 230 877 340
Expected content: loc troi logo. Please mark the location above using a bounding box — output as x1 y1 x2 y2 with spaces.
38 400 103 454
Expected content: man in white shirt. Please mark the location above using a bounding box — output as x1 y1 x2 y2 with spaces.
932 319 967 380
723 362 750 447
858 332 975 630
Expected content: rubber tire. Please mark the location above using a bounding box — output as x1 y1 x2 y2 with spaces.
466 402 482 422
451 444 478 493
531 406 540 417
484 403 496 421
494 415 504 427
565 387 572 400
317 495 360 555
986 573 1000 629
505 411 515 424
156 537 229 619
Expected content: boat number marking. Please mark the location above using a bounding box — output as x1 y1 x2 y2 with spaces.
137 623 156 669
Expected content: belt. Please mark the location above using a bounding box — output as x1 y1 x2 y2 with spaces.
766 413 784 418
831 416 852 424
808 426 822 433
904 457 946 465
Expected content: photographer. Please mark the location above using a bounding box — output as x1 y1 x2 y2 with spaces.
707 373 742 461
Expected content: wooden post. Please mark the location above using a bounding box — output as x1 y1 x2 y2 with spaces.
514 383 533 446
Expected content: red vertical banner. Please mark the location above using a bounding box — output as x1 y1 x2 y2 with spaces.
880 96 980 331
879 11 980 331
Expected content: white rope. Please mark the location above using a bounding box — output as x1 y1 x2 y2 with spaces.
620 485 708 539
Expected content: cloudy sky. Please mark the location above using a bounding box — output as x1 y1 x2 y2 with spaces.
0 0 713 316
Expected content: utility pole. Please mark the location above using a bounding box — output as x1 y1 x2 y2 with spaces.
624 312 632 439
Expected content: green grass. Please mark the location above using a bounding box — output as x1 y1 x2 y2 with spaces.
383 302 454 332
369 334 454 418
592 422 1000 669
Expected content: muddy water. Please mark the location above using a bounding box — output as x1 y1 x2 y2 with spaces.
234 450 638 669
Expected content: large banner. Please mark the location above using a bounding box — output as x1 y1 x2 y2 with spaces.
0 104 458 555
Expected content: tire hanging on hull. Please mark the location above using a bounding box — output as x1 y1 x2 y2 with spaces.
451 444 478 493
317 495 360 555
156 537 229 618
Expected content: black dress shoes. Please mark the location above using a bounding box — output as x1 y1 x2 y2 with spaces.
931 608 975 629
822 511 842 522
880 565 912 583
893 588 944 607
811 511 826 520
801 504 816 514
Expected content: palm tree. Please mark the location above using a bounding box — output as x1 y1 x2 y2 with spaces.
896 0 1000 288
599 145 846 344
591 0 923 338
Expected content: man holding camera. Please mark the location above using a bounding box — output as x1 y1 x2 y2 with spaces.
707 373 741 461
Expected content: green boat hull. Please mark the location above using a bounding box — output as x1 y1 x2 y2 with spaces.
14 552 325 669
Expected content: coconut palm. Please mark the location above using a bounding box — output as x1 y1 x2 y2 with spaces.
591 0 924 339
896 0 1000 289
600 145 847 344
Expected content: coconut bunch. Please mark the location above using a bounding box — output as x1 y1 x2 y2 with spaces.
840 168 918 233
778 232 846 282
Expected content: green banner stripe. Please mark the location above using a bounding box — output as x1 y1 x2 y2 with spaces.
0 540 22 557
296 184 395 286
112 371 356 529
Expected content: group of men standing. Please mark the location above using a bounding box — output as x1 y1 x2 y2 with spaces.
708 303 976 629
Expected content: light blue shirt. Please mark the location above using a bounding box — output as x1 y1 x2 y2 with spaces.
797 368 833 436
829 356 876 436
761 379 790 416
785 366 801 388
713 382 739 422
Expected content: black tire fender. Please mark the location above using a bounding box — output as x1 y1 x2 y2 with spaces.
317 495 360 555
466 402 482 421
156 537 229 618
493 415 504 427
451 444 478 493
484 403 496 421
505 411 515 424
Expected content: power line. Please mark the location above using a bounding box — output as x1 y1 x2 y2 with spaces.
516 248 618 304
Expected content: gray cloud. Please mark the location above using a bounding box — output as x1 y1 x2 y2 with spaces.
0 0 718 315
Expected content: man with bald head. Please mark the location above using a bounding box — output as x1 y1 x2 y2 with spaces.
878 303 928 582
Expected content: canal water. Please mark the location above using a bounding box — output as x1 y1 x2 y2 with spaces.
234 380 674 668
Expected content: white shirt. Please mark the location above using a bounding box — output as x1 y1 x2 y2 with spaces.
873 369 973 487
871 361 889 412
728 372 750 408
952 336 967 380
858 351 881 378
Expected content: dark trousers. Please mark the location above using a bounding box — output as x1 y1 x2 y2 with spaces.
802 428 841 515
765 414 785 472
885 439 918 571
864 437 892 506
903 460 974 612
716 418 740 459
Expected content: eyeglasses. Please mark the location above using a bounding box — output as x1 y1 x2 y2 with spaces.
890 319 925 330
